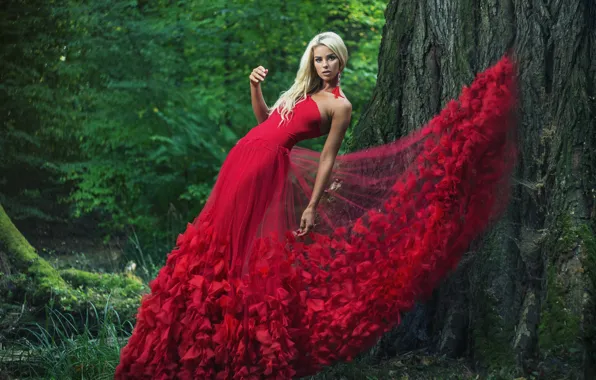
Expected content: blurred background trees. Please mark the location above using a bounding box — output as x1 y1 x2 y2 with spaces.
1 0 385 268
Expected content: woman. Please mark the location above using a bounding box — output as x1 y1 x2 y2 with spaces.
249 35 352 239
115 32 517 379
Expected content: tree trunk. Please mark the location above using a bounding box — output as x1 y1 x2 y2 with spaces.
0 203 146 323
355 0 596 377
0 203 70 301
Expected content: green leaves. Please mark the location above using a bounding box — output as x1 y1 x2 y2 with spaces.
2 0 386 257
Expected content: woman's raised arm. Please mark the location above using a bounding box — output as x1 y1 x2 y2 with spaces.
249 66 269 124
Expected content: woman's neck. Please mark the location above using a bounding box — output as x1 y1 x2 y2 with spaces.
320 80 339 92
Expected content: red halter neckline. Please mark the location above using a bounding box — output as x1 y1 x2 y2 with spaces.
332 86 343 99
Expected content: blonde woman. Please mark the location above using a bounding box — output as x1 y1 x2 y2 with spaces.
116 31 355 379
248 31 352 237
116 31 517 379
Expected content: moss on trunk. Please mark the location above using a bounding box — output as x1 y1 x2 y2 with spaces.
0 203 69 301
0 204 146 322
59 268 145 298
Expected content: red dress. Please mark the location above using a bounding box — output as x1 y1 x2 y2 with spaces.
115 56 517 379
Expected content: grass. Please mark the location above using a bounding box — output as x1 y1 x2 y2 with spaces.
0 292 579 380
2 301 482 380
1 300 131 380
0 303 553 380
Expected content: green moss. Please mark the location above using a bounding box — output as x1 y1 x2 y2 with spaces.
471 290 516 370
579 223 596 294
59 268 146 298
537 265 581 357
551 214 578 258
1 205 145 321
467 223 517 371
578 224 596 368
0 204 70 301
52 269 146 321
537 216 591 362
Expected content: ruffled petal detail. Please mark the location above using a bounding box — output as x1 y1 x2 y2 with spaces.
115 55 517 379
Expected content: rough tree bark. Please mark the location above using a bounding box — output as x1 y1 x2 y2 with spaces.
354 0 595 377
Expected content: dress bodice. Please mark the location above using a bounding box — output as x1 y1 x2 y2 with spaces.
241 87 343 150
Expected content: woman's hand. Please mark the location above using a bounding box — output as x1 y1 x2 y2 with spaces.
296 206 316 237
249 66 268 87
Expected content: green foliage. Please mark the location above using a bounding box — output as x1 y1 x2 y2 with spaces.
0 0 82 222
1 0 386 261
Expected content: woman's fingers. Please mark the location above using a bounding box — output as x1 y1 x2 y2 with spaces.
249 75 264 86
297 220 315 237
296 218 305 236
257 66 268 76
303 224 312 234
257 69 267 79
296 207 317 237
250 67 268 85
299 225 313 236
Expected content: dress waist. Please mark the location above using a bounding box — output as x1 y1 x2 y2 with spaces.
235 136 293 155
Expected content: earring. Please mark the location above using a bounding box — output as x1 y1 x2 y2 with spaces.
338 72 341 85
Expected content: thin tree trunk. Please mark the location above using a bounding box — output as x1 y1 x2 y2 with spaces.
0 204 145 322
0 203 69 301
355 0 596 377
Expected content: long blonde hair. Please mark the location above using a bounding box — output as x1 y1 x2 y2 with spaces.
270 32 348 126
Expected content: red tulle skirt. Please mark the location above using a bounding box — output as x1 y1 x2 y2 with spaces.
115 56 518 379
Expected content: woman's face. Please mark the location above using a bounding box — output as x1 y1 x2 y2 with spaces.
313 45 340 82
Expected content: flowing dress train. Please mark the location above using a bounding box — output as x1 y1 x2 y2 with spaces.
115 56 517 379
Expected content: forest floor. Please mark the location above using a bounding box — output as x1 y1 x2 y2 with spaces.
0 348 529 380
0 227 579 379
307 352 497 380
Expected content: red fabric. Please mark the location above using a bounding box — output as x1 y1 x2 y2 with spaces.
115 55 518 379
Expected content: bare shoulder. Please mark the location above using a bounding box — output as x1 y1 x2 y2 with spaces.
333 94 352 116
337 87 350 105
